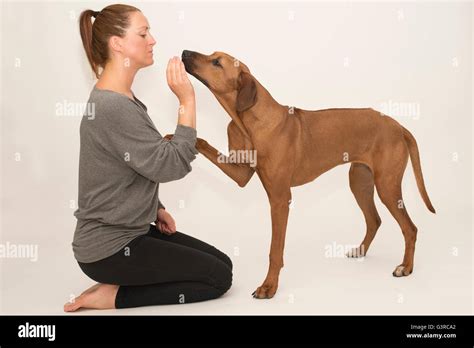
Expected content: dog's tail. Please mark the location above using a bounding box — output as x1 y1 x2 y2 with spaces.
402 127 436 214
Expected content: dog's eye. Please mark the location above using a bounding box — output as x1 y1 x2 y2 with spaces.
211 58 222 67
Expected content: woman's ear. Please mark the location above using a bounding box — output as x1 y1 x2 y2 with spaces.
109 35 123 54
236 71 257 113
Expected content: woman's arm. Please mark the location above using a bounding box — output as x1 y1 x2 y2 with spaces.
90 56 200 184
166 56 196 129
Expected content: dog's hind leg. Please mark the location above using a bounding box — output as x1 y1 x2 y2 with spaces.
346 163 382 258
374 144 418 277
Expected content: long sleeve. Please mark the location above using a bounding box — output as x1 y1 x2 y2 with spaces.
98 98 199 184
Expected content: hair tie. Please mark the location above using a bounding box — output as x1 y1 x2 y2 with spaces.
92 10 100 18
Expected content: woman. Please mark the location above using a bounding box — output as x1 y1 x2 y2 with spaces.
64 4 232 312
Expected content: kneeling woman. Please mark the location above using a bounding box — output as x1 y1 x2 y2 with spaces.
65 4 232 311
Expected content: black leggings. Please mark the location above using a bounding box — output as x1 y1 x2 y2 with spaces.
77 224 233 309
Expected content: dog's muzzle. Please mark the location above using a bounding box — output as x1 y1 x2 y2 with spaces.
181 50 210 88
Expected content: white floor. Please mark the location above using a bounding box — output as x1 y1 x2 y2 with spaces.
1 165 472 315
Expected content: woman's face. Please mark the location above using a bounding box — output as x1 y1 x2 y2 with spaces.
115 11 156 69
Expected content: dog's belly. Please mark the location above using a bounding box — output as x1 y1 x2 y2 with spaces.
291 159 372 187
291 156 363 187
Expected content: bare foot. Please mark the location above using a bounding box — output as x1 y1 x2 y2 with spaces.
64 283 119 312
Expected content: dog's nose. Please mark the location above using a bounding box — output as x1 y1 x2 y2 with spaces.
181 50 196 73
182 50 195 60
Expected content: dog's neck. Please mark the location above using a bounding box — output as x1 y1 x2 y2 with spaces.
240 80 288 137
213 91 251 140
214 79 288 141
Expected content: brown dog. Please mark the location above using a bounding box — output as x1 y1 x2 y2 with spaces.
180 49 436 299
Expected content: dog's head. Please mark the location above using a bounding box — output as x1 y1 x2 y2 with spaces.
182 50 257 113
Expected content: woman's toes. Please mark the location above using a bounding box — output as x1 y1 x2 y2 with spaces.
63 303 76 312
63 296 83 312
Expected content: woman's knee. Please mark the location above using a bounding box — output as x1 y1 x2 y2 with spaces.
78 261 112 284
212 247 233 271
212 259 233 293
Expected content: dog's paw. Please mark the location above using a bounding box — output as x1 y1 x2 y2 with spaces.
252 283 278 299
392 264 413 277
345 246 366 258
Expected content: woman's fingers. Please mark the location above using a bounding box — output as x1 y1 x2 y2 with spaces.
172 56 179 85
170 57 184 86
167 55 195 102
167 57 175 86
162 225 173 235
172 57 179 83
179 61 188 82
175 57 184 84
158 220 171 234
166 58 175 88
169 219 176 232
164 214 176 232
167 56 190 84
180 61 188 84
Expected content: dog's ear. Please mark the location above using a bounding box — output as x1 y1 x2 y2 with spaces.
236 71 257 113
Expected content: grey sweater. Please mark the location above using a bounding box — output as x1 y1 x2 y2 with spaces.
72 86 198 263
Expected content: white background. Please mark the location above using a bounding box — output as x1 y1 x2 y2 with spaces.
1 1 472 314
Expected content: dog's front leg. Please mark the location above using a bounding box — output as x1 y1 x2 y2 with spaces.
253 180 292 299
163 134 255 187
196 138 255 188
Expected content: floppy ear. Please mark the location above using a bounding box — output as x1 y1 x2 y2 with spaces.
236 71 257 113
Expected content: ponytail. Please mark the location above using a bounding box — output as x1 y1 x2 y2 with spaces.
79 9 99 78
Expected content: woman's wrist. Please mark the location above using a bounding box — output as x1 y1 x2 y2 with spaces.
178 95 195 106
177 98 196 129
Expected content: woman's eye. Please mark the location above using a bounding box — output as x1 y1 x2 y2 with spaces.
140 34 146 38
212 59 221 67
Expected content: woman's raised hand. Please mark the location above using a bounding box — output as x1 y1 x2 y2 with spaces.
166 56 195 104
